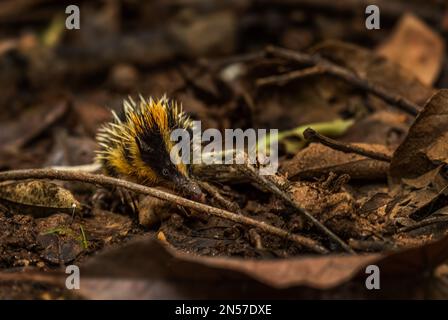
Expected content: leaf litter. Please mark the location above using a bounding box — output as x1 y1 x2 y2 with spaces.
0 1 448 299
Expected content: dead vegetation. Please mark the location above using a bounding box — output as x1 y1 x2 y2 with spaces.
1 0 448 299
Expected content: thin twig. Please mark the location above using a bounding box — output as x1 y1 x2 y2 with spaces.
303 128 392 162
197 181 243 214
0 169 328 254
236 163 354 253
262 45 420 116
0 271 63 285
398 216 448 234
262 0 443 25
256 66 325 86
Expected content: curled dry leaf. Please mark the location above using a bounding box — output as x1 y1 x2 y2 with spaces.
282 143 391 181
390 89 448 185
78 236 379 299
386 89 448 222
75 235 448 299
377 13 444 86
386 166 448 223
0 180 80 217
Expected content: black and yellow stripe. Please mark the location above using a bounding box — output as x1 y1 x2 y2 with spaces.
96 95 192 186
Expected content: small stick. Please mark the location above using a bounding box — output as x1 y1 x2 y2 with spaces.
200 51 265 71
348 239 394 252
0 169 328 254
262 46 420 116
303 128 392 162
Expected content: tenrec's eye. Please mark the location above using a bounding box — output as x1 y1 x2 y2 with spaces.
162 169 169 176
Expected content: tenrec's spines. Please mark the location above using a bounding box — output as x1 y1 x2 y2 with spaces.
95 95 192 186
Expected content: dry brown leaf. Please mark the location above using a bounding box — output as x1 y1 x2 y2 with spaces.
340 111 409 147
37 233 82 265
387 90 448 221
387 178 448 221
377 13 444 86
282 143 391 180
390 89 448 184
3 233 448 298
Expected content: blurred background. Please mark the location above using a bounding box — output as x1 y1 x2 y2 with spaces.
1 0 448 300
0 0 446 170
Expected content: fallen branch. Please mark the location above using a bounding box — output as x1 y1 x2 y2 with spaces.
303 128 392 162
0 168 328 254
259 46 420 116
